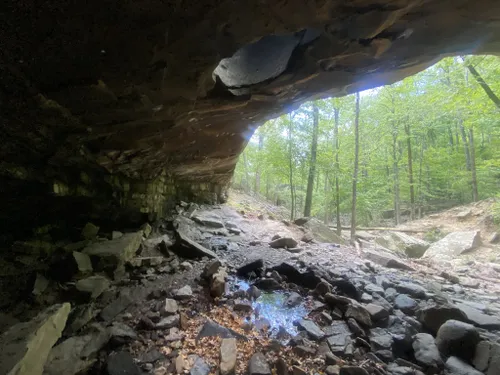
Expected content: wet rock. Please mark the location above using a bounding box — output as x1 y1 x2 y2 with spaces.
394 294 417 314
436 320 480 361
220 338 237 375
339 366 369 375
237 259 264 278
254 278 281 290
363 249 416 271
395 282 427 299
100 292 134 321
76 275 110 299
273 263 321 289
249 353 271 375
326 324 352 354
163 298 179 315
270 237 298 249
369 328 393 351
156 315 180 329
174 285 193 300
83 231 142 272
473 341 490 372
107 351 141 375
0 303 70 375
285 292 302 307
45 329 111 375
197 320 246 341
248 285 261 300
234 299 253 313
445 356 483 375
456 303 500 330
82 222 99 240
364 303 390 321
297 319 325 341
412 333 443 369
173 230 217 258
345 303 372 327
72 251 93 273
423 231 481 261
203 259 222 279
417 304 467 334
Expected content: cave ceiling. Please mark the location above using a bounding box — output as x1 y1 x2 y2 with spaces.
2 0 500 186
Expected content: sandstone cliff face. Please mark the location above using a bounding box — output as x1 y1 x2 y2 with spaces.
1 0 500 243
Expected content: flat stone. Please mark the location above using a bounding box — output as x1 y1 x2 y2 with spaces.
412 333 443 369
364 283 384 294
345 303 372 327
44 330 110 375
172 229 217 258
364 303 389 321
254 278 281 290
190 356 210 375
156 315 180 329
269 237 298 249
72 251 93 273
395 282 427 299
297 319 325 341
249 352 271 375
286 247 303 253
456 303 500 330
100 292 133 321
196 320 246 341
394 294 417 314
285 292 302 307
220 338 237 375
445 356 484 375
436 319 480 362
163 298 179 315
174 285 193 300
129 256 165 267
107 351 141 375
75 275 110 299
363 249 415 271
83 231 142 268
369 328 393 351
0 303 70 375
193 214 224 228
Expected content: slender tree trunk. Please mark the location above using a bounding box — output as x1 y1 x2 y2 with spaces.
392 131 401 225
405 123 415 220
254 133 264 193
459 120 471 171
242 151 250 192
462 58 500 109
350 93 360 241
469 128 479 201
288 114 295 220
418 137 425 218
324 172 329 224
304 103 319 217
448 127 454 152
334 108 341 235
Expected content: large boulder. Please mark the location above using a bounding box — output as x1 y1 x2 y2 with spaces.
83 231 142 271
412 333 443 370
172 229 217 258
417 304 468 334
455 303 500 330
375 231 430 258
363 249 415 271
0 303 71 375
436 320 480 362
269 237 298 249
423 231 481 261
301 218 344 244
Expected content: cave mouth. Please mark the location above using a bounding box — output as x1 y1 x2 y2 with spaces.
213 29 321 95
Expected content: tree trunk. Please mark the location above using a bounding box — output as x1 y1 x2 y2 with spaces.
459 120 471 171
418 136 425 218
324 172 329 224
265 173 270 199
462 58 500 109
392 130 401 226
333 107 341 235
405 123 415 220
350 93 360 241
469 128 479 201
288 113 296 220
254 133 264 193
242 151 250 192
304 103 319 217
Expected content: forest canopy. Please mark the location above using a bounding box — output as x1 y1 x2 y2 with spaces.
232 56 500 227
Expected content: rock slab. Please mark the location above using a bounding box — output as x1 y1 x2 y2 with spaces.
423 231 481 260
0 303 70 375
220 338 237 375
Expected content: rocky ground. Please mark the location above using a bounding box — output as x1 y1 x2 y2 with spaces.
1 193 500 375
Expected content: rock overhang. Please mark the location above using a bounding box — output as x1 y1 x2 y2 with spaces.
1 0 500 240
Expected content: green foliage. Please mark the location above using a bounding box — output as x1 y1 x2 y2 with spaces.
233 55 500 225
